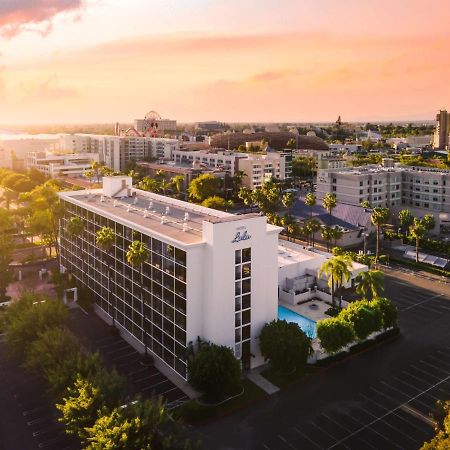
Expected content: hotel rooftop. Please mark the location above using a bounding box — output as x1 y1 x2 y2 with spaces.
59 176 262 246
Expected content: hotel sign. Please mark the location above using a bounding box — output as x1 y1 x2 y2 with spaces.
231 230 251 243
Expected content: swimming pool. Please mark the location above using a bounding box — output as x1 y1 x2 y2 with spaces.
278 305 317 339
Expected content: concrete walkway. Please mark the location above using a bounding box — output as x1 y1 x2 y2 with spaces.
247 367 279 395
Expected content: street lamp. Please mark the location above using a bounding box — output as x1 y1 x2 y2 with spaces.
363 233 369 254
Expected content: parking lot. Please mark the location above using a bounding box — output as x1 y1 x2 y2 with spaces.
199 268 450 450
67 308 189 410
0 343 79 450
0 307 189 450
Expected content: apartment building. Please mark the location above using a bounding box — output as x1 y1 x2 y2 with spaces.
172 149 292 188
58 134 179 172
317 165 450 233
26 151 99 178
59 177 281 381
433 109 450 150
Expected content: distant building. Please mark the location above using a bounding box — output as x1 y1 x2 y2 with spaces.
211 132 329 152
195 121 226 132
26 151 99 178
328 143 362 154
433 110 450 150
59 134 179 172
172 149 292 188
317 164 450 234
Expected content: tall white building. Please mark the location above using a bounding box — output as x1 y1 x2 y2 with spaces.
58 134 179 172
59 177 281 380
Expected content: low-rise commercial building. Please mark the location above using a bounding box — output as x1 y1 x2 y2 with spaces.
26 151 99 178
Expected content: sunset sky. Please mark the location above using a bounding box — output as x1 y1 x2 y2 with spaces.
1 0 449 124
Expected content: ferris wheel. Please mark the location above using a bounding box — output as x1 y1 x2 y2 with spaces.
143 110 161 137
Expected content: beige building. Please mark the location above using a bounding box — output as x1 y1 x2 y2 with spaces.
317 164 450 233
433 109 450 150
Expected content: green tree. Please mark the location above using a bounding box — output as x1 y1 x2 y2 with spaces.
360 200 371 209
282 192 294 210
281 214 297 242
316 318 354 354
96 226 116 328
422 214 436 232
421 400 450 449
409 217 427 263
201 196 233 211
67 216 85 238
84 398 188 450
330 226 343 247
372 297 398 329
286 138 297 150
318 255 352 307
188 341 241 402
170 175 184 198
188 174 222 202
340 301 382 341
305 218 321 247
3 294 68 359
304 192 316 219
321 225 334 251
356 269 385 300
259 320 312 372
371 207 389 262
398 209 414 235
238 187 254 210
140 177 161 193
322 192 337 224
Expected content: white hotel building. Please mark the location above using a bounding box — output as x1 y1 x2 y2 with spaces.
59 177 280 380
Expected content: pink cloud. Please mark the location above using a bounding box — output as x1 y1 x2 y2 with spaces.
0 0 85 38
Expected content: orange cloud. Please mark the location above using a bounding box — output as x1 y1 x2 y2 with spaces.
0 0 85 38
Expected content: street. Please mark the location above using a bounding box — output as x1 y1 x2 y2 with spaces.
197 268 450 450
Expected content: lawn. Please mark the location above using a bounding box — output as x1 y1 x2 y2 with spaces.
174 378 267 424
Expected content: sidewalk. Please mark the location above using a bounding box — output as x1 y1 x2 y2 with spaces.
246 366 279 395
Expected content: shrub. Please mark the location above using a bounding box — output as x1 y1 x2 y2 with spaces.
188 341 241 402
316 318 354 354
371 297 398 329
259 319 312 372
4 294 68 359
340 300 382 341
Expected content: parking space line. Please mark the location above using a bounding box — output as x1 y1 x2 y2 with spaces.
410 364 448 381
309 420 340 444
292 426 323 449
360 393 429 432
403 369 439 386
390 375 440 401
402 294 445 311
277 434 297 449
419 360 450 376
112 351 139 361
327 375 449 449
399 404 434 426
141 378 171 392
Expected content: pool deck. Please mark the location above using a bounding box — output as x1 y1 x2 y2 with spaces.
279 298 330 323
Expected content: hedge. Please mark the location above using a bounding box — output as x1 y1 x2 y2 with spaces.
317 298 398 354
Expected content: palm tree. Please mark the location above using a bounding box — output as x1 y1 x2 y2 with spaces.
160 179 170 195
96 226 117 330
371 207 389 263
282 192 294 210
155 170 165 183
331 226 343 247
67 216 84 238
231 170 246 197
238 187 254 212
306 218 321 247
126 240 151 359
305 192 316 219
92 160 100 182
409 218 427 262
318 255 352 308
360 200 371 209
281 214 297 242
398 209 413 235
170 175 184 198
322 192 337 226
321 225 334 251
84 169 94 190
356 269 385 300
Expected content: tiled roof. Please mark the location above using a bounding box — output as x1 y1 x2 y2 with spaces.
292 196 372 230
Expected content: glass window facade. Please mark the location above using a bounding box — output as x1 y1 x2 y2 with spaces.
59 200 188 379
234 247 251 370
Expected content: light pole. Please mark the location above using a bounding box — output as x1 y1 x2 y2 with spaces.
363 233 369 254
